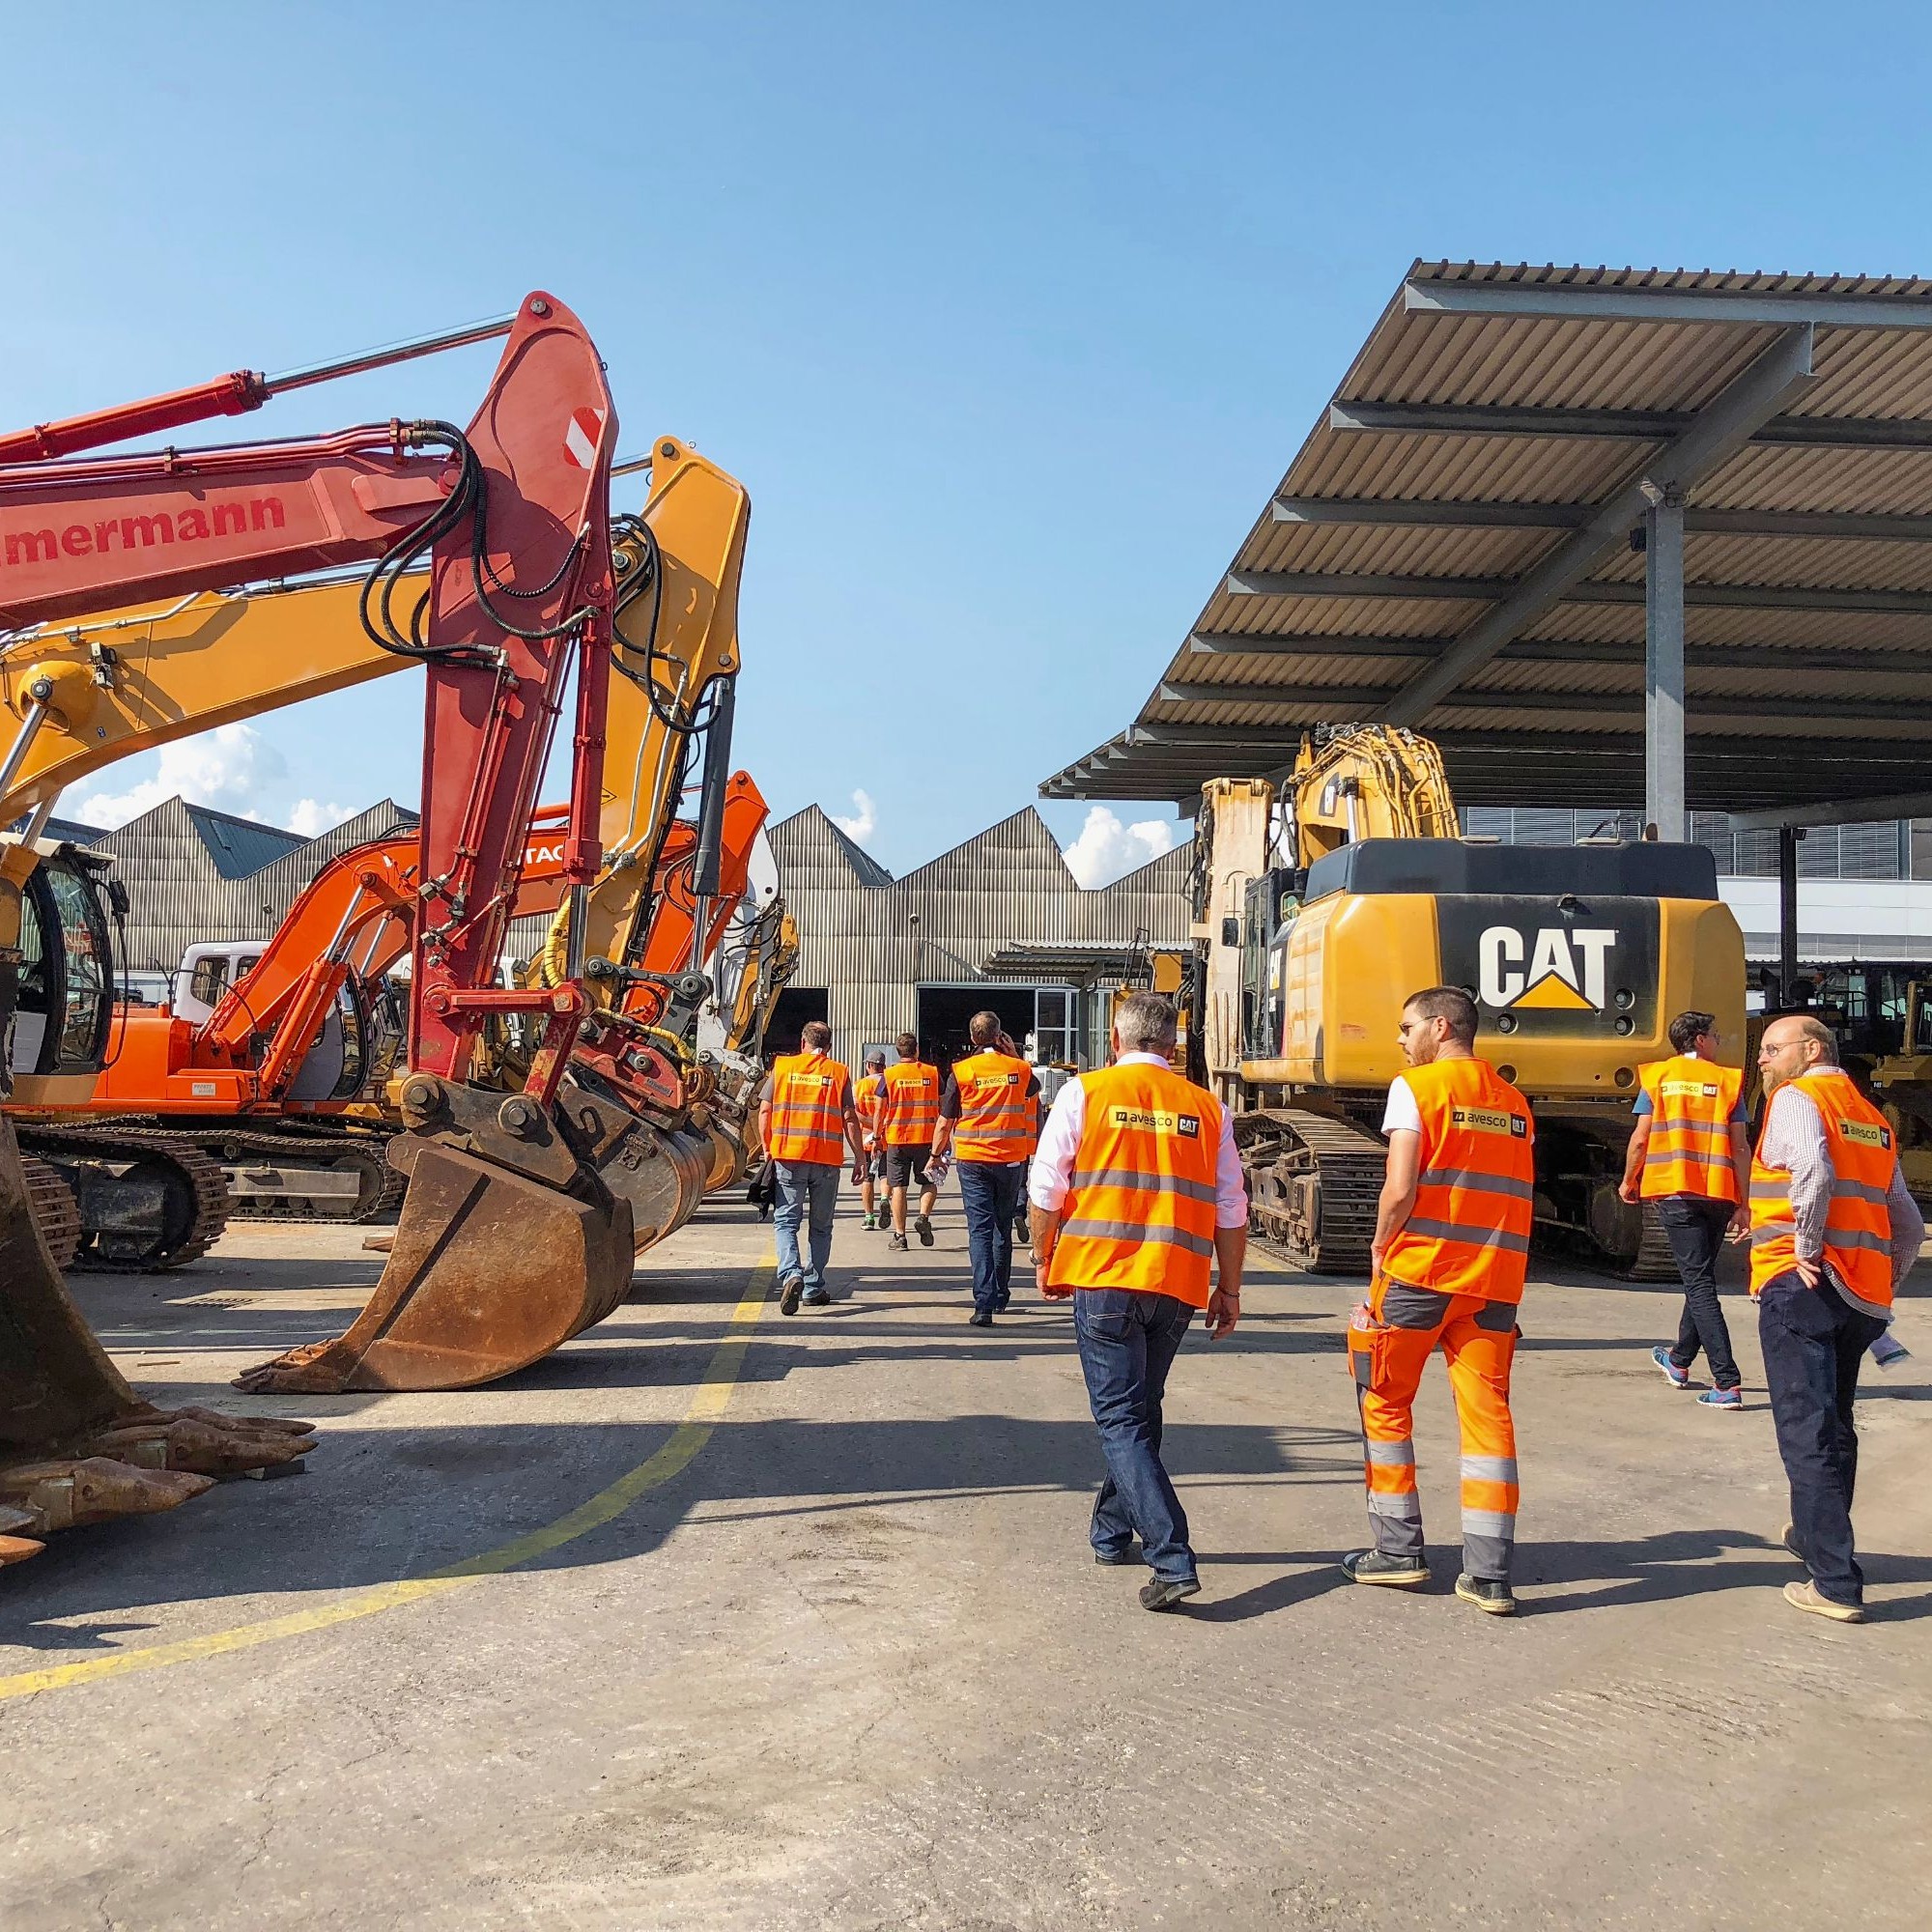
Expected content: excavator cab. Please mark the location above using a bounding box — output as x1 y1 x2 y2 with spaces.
11 839 117 1085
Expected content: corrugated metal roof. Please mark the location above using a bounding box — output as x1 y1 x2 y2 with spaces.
1042 260 1932 814
182 804 307 880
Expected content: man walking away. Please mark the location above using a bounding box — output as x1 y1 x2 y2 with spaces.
932 1010 1040 1325
1350 986 1534 1616
878 1032 941 1252
1621 1009 1750 1407
1750 1014 1922 1623
1031 993 1246 1611
856 1049 889 1230
760 1021 867 1316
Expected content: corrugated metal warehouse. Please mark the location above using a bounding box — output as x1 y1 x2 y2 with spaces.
767 804 1191 1074
44 797 417 984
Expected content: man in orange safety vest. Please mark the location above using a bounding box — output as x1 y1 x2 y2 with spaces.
759 1020 867 1316
932 1010 1041 1325
1751 1013 1921 1621
1348 984 1533 1616
856 1049 890 1231
877 1031 941 1253
1030 992 1247 1612
1620 1009 1751 1407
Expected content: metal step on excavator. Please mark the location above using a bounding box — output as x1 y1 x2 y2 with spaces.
3 441 765 1259
0 292 643 1562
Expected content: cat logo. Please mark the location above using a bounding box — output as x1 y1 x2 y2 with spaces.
1478 926 1617 1013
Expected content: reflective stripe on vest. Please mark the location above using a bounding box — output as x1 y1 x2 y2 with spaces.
1748 1069 1896 1314
1636 1056 1744 1203
768 1051 849 1164
1381 1059 1536 1304
879 1061 940 1146
1047 1062 1223 1308
952 1051 1037 1163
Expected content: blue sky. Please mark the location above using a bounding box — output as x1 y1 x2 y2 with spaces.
5 3 1928 877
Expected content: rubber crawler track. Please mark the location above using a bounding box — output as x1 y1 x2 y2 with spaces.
22 1125 233 1272
19 1154 82 1272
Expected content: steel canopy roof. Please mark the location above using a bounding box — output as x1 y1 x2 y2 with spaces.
1040 261 1932 814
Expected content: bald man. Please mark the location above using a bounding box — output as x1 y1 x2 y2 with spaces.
1749 1014 1922 1621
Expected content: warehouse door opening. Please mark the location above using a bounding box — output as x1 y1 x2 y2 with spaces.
766 986 828 1058
916 984 1077 1080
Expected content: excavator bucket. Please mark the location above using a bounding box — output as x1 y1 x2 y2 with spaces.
235 1139 636 1393
0 1119 314 1564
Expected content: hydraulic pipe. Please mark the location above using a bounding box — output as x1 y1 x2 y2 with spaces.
0 685 52 799
0 313 516 469
687 681 736 971
264 313 516 393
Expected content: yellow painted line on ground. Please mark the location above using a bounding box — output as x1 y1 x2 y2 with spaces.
0 1262 772 1702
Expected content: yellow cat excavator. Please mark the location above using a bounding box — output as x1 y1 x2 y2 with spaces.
1194 725 1746 1278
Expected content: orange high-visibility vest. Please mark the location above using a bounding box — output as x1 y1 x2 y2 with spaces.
951 1050 1037 1164
1381 1058 1536 1304
856 1070 886 1147
879 1060 940 1147
1637 1055 1745 1203
767 1051 851 1164
1045 1061 1222 1308
1749 1069 1897 1315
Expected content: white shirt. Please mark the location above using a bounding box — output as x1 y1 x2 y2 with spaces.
1027 1052 1249 1229
1381 1074 1422 1138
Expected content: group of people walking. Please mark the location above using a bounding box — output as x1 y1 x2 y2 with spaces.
757 985 1918 1623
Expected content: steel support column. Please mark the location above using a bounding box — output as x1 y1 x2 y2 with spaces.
1779 826 1804 1006
1644 490 1687 840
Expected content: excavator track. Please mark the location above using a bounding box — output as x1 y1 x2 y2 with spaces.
20 1156 81 1273
21 1125 232 1272
1233 1107 1385 1274
202 1127 403 1224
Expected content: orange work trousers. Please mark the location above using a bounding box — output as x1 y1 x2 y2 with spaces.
1346 1274 1520 1581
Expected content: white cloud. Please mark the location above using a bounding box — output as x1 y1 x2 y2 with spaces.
1062 806 1177 888
831 787 877 842
288 799 355 838
77 723 290 829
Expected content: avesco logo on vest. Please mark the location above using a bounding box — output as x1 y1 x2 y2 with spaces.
1108 1106 1201 1139
1477 926 1616 1012
1450 1104 1528 1139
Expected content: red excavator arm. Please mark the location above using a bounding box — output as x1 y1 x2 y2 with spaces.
0 294 623 1557
0 292 615 1092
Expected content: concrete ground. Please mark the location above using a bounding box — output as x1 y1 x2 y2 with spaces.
1 1196 1927 1932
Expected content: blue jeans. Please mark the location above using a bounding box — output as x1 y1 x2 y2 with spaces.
1758 1269 1887 1605
775 1159 840 1293
958 1160 1025 1313
1072 1288 1197 1583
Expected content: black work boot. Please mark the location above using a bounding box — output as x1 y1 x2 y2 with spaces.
1139 1576 1202 1611
1342 1548 1429 1589
1455 1573 1517 1616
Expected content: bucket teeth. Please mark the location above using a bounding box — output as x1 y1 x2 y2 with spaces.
0 1119 321 1559
0 1456 216 1533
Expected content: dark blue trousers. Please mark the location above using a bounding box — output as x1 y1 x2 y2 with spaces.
957 1160 1025 1314
1757 1270 1887 1605
1072 1288 1197 1584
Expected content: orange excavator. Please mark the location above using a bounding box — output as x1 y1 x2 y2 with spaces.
0 292 632 1562
3 434 757 1264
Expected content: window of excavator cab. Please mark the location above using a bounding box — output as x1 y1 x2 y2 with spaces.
43 860 112 1070
189 955 231 1009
